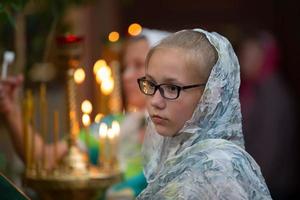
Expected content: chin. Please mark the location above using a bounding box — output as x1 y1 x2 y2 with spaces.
155 126 174 137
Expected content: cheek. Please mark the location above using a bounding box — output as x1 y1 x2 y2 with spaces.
170 94 201 130
171 104 194 131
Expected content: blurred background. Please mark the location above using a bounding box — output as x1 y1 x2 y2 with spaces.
0 0 299 199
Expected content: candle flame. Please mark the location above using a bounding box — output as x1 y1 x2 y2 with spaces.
111 120 120 136
96 65 112 83
107 128 115 139
99 123 108 138
93 59 107 75
101 76 114 95
74 68 85 84
95 113 104 123
81 100 93 114
82 113 91 127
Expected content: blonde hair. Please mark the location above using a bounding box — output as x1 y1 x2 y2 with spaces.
146 30 218 82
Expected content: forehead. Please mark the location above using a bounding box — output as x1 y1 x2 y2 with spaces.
147 48 202 83
123 39 150 64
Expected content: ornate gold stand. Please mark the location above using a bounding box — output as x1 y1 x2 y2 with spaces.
22 35 122 199
24 168 121 200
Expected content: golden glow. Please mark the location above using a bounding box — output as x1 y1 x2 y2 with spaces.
99 123 108 138
111 121 120 136
108 31 120 42
96 65 112 83
93 59 107 74
81 100 93 114
94 113 104 123
82 114 91 127
68 59 80 68
101 76 114 95
128 23 142 36
74 68 85 84
107 128 115 139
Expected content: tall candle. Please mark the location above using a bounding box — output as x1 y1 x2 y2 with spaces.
111 121 120 169
40 83 48 171
99 123 108 168
30 95 36 173
23 90 33 175
53 111 59 168
82 113 91 164
107 128 115 169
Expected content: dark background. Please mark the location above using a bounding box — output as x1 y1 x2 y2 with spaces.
119 0 300 96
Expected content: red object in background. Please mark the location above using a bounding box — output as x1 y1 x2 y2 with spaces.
56 34 84 45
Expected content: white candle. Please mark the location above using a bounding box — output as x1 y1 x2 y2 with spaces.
99 123 108 167
1 51 15 79
107 127 117 169
82 113 91 164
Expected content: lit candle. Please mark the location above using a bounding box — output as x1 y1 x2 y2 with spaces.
1 51 15 79
111 121 120 137
111 121 120 168
99 123 108 168
82 113 91 164
107 128 115 167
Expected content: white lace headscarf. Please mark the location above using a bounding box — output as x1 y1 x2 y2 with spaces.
142 28 244 182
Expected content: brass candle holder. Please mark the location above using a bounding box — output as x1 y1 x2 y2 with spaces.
23 35 121 200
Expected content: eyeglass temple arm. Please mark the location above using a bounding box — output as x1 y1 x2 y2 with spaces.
182 83 206 90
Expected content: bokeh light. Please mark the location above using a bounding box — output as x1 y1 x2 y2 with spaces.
74 68 85 84
81 100 93 114
93 59 107 75
99 123 108 137
96 65 112 83
101 76 114 95
82 113 91 127
128 23 142 36
108 31 120 42
94 113 104 123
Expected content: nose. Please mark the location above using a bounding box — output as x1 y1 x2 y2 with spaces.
149 88 166 109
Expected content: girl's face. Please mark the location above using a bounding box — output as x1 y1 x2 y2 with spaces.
146 48 204 137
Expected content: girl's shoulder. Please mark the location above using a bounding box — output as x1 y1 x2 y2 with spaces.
180 139 258 172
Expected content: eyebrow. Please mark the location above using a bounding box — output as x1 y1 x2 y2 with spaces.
145 74 183 85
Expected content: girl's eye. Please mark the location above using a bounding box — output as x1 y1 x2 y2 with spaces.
164 85 178 93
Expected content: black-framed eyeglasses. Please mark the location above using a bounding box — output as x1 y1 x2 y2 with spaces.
137 77 206 100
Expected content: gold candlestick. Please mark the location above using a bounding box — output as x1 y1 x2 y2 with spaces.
23 90 33 176
39 83 48 173
31 95 36 175
53 111 59 168
60 68 88 175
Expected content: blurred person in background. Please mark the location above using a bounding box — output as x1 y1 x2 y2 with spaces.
106 28 170 199
0 28 169 199
239 30 298 199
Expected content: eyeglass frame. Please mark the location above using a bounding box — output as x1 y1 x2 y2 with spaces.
137 76 206 100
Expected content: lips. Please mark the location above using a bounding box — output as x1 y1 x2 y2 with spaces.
151 114 167 125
